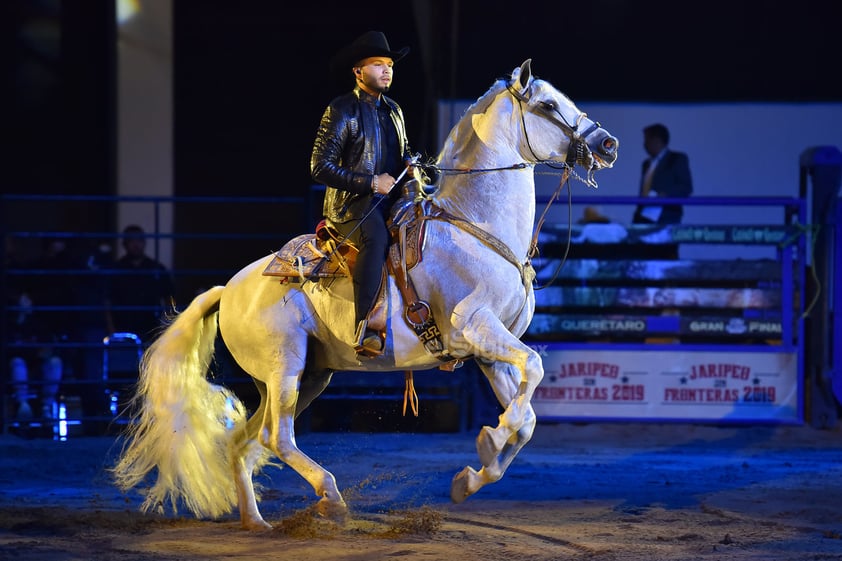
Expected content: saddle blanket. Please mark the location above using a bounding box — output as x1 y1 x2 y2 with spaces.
262 233 354 281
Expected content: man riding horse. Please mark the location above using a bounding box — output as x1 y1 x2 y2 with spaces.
311 30 418 357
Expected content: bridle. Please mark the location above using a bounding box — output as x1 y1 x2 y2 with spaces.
506 80 600 172
414 80 606 290
418 80 603 189
505 80 602 286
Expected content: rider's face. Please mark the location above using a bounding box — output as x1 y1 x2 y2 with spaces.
355 57 394 95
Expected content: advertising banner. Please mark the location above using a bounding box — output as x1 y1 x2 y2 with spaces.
532 345 800 423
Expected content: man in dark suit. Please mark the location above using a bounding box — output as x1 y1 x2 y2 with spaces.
632 123 693 225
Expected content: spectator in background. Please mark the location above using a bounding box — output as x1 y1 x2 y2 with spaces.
105 225 175 344
632 123 693 225
4 236 73 424
75 238 115 422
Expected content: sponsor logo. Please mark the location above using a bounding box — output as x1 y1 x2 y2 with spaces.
748 321 781 334
671 227 728 243
689 320 725 333
727 318 748 334
685 318 780 335
731 227 788 244
559 319 646 333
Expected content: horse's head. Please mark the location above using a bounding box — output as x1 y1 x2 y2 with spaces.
508 59 618 186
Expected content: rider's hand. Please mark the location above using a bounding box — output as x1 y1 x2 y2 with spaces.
372 173 397 195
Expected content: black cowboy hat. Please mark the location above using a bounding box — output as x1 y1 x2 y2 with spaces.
329 31 409 76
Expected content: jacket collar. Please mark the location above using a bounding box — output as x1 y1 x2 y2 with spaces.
354 86 381 106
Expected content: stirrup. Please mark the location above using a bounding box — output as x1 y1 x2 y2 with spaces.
354 320 384 358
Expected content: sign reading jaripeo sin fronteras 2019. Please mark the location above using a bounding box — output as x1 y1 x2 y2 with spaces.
532 346 797 422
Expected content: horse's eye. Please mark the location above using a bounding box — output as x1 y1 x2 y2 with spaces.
539 101 557 112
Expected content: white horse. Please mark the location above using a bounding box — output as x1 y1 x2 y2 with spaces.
112 59 618 530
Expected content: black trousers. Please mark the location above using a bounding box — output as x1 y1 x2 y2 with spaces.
334 197 390 325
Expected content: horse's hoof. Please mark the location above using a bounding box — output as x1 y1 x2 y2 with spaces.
450 466 478 504
242 518 273 531
476 426 502 467
315 497 348 524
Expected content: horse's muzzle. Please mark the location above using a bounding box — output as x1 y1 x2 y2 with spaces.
588 129 619 170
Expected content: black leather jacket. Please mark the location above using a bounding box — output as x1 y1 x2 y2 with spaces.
311 87 411 223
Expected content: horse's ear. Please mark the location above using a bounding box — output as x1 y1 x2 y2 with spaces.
511 59 533 93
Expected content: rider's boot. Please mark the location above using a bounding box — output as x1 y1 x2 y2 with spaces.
354 319 384 357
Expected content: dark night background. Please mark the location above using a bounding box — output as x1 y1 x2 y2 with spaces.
4 0 840 204
2 0 841 464
2 1 841 433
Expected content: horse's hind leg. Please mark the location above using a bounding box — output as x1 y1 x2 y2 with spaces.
229 364 333 531
259 359 347 522
296 367 333 416
232 382 273 530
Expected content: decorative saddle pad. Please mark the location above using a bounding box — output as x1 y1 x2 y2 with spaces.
262 196 430 282
262 229 357 281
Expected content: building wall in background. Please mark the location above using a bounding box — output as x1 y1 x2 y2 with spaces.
439 99 842 258
117 0 174 267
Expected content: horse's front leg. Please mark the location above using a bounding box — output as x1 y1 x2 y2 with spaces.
476 378 539 469
450 364 536 503
449 308 543 502
260 362 348 523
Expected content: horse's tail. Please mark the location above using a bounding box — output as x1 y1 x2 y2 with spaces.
111 285 246 519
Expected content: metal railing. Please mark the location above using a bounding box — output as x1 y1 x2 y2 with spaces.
1 193 314 435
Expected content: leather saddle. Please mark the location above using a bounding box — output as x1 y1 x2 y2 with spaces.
263 192 462 369
262 193 426 283
262 192 441 353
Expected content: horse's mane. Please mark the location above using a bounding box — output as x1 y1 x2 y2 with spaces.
435 78 508 166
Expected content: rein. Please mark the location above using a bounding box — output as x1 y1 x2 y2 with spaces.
414 159 579 293
530 167 571 260
419 204 532 286
529 170 576 291
426 162 530 175
418 203 535 336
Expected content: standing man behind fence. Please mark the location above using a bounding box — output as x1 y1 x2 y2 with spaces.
105 224 175 344
632 123 693 225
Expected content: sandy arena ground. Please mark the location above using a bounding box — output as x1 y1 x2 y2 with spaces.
1 420 842 561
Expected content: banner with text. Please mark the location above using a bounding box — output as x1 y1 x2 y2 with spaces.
531 346 800 423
